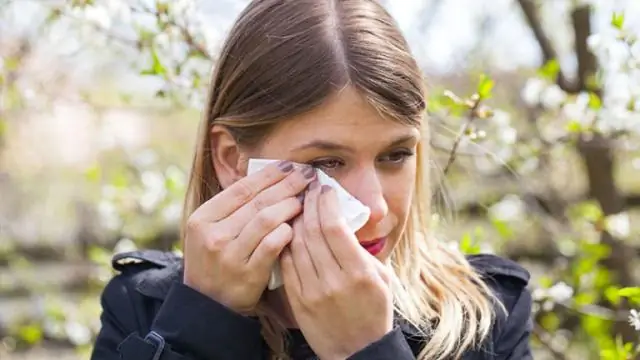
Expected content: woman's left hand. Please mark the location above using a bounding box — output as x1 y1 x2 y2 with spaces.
280 180 394 360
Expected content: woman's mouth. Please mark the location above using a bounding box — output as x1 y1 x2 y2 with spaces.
360 237 386 256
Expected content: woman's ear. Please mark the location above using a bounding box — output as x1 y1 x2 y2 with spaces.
210 125 248 189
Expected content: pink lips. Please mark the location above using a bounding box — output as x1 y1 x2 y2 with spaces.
360 237 386 256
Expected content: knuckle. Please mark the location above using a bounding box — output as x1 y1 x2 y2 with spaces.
186 215 203 232
232 180 256 205
205 233 228 253
323 281 343 299
261 237 283 257
304 290 327 308
255 211 279 230
323 219 344 237
350 269 378 288
282 175 301 194
251 194 269 213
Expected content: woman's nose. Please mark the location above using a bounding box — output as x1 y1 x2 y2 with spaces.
345 170 388 225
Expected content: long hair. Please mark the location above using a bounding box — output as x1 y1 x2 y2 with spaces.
181 1 497 359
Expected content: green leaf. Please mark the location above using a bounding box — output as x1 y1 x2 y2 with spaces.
581 243 611 260
618 287 640 304
617 287 640 297
477 74 494 100
575 292 597 306
538 276 554 289
538 59 560 81
88 246 111 266
611 12 625 30
604 286 621 306
540 313 560 331
491 218 514 240
434 92 468 117
18 324 43 345
569 201 603 222
565 120 583 133
459 233 481 255
84 164 101 182
141 48 167 77
588 92 602 109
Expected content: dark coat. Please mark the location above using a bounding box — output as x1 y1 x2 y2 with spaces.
90 250 533 360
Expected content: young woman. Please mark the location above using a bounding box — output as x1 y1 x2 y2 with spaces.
91 0 533 359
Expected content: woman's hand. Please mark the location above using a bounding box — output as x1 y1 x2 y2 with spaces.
183 161 316 315
280 181 394 360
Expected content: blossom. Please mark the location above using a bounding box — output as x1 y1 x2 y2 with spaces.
547 282 574 303
540 84 567 110
629 309 640 331
488 195 525 222
521 78 546 106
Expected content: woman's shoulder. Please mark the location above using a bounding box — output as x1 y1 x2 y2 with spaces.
466 253 530 288
466 252 531 312
466 253 533 356
101 249 184 304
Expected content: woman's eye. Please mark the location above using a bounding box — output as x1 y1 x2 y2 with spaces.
379 149 415 163
309 158 344 170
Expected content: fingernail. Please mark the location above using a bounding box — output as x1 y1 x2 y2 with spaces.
302 166 316 179
308 179 319 191
277 160 293 173
296 193 305 204
321 184 332 194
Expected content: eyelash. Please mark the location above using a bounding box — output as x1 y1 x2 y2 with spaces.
309 149 415 171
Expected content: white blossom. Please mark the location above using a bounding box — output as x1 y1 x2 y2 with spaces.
139 171 167 213
82 5 112 30
605 212 631 238
488 195 525 222
629 309 640 331
521 78 546 106
65 321 92 346
541 84 567 110
132 149 158 169
547 282 574 303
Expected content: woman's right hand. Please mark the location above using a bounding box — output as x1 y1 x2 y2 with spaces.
182 160 316 315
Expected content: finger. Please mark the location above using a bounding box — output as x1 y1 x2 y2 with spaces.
280 247 302 300
191 160 296 222
318 184 366 269
290 216 319 293
246 222 294 273
221 165 316 236
302 180 341 278
369 257 392 285
230 197 302 260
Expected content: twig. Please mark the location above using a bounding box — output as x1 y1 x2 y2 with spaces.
441 95 482 175
130 2 212 60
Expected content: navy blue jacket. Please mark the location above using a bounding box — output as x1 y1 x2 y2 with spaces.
90 250 533 360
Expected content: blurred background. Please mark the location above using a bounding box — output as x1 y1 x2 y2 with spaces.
1 0 640 359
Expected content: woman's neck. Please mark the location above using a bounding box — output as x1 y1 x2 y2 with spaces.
263 287 299 329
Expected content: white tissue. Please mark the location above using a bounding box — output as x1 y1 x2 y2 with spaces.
246 158 371 290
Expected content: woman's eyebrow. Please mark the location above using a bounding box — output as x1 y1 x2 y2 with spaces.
291 134 418 153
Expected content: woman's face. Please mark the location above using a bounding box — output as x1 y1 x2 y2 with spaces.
251 86 420 261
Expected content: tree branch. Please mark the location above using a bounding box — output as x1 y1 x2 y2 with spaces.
515 0 579 93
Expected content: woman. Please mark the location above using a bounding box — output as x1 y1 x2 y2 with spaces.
91 0 533 359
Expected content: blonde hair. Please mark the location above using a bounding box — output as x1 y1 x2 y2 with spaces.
181 1 498 359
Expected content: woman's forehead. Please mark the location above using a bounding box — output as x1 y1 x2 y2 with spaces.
267 87 419 145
